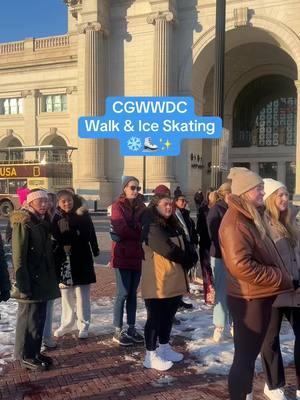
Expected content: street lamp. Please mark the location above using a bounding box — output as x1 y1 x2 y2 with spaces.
142 156 146 193
211 0 226 188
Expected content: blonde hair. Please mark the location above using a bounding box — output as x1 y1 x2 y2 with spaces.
240 193 267 239
209 182 231 208
265 190 299 246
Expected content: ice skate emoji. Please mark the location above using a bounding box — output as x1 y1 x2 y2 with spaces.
144 137 158 151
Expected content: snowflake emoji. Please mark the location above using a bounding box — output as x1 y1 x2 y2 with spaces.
127 137 142 151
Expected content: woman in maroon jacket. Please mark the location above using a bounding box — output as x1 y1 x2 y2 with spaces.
111 176 146 346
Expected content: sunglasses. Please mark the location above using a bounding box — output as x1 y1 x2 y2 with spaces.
129 185 141 191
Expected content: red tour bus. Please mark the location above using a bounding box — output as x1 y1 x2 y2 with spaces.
0 145 77 216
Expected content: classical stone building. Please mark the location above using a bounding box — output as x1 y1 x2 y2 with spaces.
0 0 299 206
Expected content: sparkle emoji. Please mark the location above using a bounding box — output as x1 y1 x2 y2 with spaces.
164 140 171 150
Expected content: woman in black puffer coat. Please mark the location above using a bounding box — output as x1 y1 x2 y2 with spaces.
52 190 99 339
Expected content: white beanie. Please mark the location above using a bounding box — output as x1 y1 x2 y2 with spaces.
263 178 286 202
26 190 48 204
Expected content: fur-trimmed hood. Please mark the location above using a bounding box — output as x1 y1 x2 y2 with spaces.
10 210 30 225
75 205 89 216
10 208 49 225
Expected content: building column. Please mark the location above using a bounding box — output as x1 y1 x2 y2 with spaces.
79 22 105 181
293 80 300 204
146 11 176 189
211 0 226 189
21 89 39 145
77 22 112 207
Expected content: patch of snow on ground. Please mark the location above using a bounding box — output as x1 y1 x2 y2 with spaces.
0 284 295 376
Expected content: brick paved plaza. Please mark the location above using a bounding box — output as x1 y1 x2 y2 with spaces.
0 267 297 400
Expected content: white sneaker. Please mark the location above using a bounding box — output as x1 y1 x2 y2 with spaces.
264 383 287 400
246 392 253 400
213 327 224 343
157 343 184 362
224 325 234 339
42 337 57 348
78 330 88 339
54 326 73 337
143 350 173 371
296 389 300 400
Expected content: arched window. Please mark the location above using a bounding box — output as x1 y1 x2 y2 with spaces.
256 97 296 146
233 75 296 147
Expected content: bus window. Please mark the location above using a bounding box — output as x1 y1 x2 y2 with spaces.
27 178 47 189
0 180 8 194
8 179 27 194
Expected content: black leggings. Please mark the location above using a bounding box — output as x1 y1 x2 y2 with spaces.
144 296 181 351
261 307 300 390
227 295 275 400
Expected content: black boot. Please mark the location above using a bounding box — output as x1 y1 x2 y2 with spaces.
22 357 49 371
178 300 193 310
36 353 53 366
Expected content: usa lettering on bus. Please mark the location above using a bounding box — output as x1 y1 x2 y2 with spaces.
0 167 17 177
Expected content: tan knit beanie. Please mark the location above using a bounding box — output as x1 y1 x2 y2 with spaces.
227 167 263 196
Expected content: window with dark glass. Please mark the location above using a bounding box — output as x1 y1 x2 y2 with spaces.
233 75 296 147
285 161 296 194
232 162 251 169
0 98 23 115
42 94 67 112
258 162 277 180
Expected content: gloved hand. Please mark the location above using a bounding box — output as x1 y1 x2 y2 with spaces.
93 250 100 257
0 291 10 302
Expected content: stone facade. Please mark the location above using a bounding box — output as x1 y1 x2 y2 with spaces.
0 0 299 206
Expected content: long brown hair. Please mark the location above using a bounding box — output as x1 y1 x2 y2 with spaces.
265 189 299 246
240 192 267 239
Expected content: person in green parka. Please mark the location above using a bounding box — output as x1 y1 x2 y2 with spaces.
10 189 60 371
0 234 10 302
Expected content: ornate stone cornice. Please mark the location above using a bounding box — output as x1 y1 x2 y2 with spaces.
63 0 81 6
147 11 176 25
66 86 77 95
234 7 251 28
21 89 39 98
78 22 109 36
64 0 82 20
49 127 58 135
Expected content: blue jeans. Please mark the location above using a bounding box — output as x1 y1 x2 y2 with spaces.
43 300 54 339
113 268 141 329
211 257 231 328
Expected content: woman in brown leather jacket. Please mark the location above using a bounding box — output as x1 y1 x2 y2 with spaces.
260 179 300 400
219 168 293 400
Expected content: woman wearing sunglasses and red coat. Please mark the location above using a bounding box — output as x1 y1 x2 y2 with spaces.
110 176 146 346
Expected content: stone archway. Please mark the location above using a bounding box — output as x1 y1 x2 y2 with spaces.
182 13 300 191
0 134 23 148
39 131 69 146
224 64 297 118
180 14 300 99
